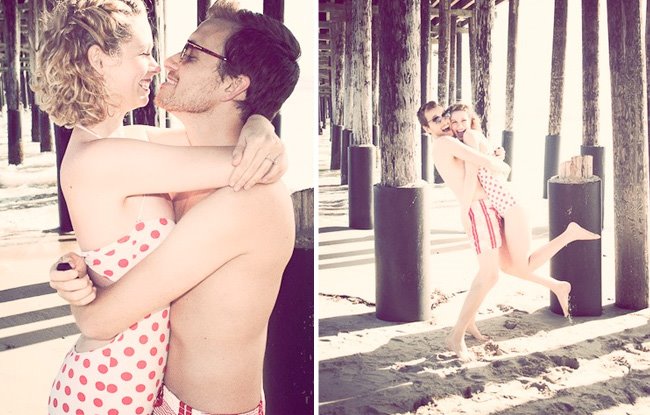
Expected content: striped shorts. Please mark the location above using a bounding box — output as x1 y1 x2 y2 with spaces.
467 199 503 255
153 384 264 415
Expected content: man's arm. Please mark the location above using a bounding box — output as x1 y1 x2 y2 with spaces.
66 184 292 340
139 115 287 191
439 136 510 174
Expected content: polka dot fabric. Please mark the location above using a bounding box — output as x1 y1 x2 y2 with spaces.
477 168 517 216
49 218 174 415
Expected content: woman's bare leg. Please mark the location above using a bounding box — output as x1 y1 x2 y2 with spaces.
446 249 500 360
502 207 574 316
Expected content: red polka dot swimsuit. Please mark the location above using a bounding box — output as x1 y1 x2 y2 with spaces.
477 167 517 216
49 217 174 415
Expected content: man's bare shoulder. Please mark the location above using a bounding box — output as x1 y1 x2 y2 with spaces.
193 181 294 237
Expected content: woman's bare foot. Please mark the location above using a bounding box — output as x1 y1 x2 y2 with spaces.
467 322 490 342
566 222 600 241
446 330 473 362
553 281 572 317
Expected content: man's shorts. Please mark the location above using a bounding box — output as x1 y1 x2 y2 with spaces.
467 199 503 255
153 384 264 415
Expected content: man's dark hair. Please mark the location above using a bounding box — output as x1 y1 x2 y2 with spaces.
416 101 440 127
208 2 301 121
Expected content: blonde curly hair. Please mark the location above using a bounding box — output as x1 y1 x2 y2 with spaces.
31 0 145 127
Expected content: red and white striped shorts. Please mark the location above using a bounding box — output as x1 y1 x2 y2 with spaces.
153 384 264 415
467 199 504 255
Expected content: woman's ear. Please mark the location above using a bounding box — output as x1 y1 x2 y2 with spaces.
222 74 250 102
87 45 105 74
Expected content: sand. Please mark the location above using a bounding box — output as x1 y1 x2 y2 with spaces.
317 132 650 415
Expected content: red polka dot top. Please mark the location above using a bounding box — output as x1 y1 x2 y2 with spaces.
49 217 174 415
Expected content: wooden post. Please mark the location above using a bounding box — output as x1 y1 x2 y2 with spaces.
54 126 73 233
375 0 431 322
468 17 477 107
197 0 211 24
263 0 284 135
264 187 313 415
28 0 40 143
372 8 379 147
456 30 462 101
646 0 650 164
502 0 518 179
341 2 354 185
330 20 345 170
132 0 162 127
473 0 494 138
420 0 430 105
543 0 568 198
607 0 649 310
420 0 431 182
549 156 602 316
348 0 375 229
437 0 450 107
350 0 372 147
448 15 457 104
581 0 604 227
3 0 23 165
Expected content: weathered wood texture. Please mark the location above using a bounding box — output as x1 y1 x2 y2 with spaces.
582 0 600 146
473 0 494 138
263 0 284 22
558 155 593 180
449 15 457 103
504 0 519 131
3 0 23 165
372 10 379 124
330 21 346 126
455 31 462 101
343 3 354 129
607 0 649 309
468 17 477 106
437 0 450 106
646 0 650 156
350 0 372 145
378 0 420 187
197 0 211 23
547 0 567 135
291 188 314 249
421 0 430 104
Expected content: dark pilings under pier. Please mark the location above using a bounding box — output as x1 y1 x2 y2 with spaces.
348 145 375 229
341 129 351 185
330 124 342 170
421 134 432 183
502 130 514 180
264 247 313 415
54 126 73 233
542 134 560 199
375 183 431 322
548 178 602 316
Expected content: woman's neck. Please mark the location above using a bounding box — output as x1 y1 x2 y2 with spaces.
80 113 127 139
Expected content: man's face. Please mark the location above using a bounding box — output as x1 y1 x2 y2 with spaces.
156 18 236 114
449 110 471 139
422 107 450 137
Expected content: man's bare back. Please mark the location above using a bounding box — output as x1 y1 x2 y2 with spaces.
165 184 294 411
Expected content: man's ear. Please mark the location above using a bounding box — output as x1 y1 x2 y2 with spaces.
222 74 250 102
87 45 105 75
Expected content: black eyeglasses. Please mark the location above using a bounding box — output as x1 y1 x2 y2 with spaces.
427 115 444 125
180 40 228 62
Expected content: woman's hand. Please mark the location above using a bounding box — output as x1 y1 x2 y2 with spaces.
493 146 505 160
49 253 96 306
229 114 288 191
